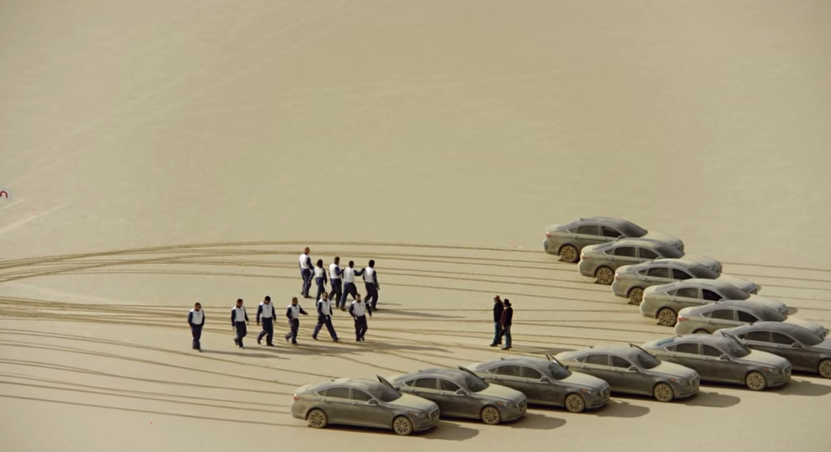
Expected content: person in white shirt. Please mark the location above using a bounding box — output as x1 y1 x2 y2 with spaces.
187 302 205 351
311 292 338 342
348 293 372 342
284 297 309 345
328 257 343 309
230 298 249 349
313 259 328 301
256 295 277 346
355 259 380 310
339 260 359 309
299 247 313 298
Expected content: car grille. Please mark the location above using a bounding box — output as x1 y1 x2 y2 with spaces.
429 409 439 420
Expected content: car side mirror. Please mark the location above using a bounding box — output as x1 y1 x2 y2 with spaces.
628 366 640 372
792 342 802 348
540 376 551 383
368 399 379 405
455 389 467 396
719 354 730 361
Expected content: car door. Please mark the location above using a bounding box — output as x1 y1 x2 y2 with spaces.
601 226 624 243
612 246 640 268
699 344 734 383
736 310 760 326
321 387 353 423
707 309 740 331
701 289 724 303
671 287 705 311
518 366 554 405
672 268 694 282
609 355 648 395
769 332 814 371
437 378 477 418
574 354 614 388
637 247 661 263
573 225 601 249
406 378 442 410
739 330 778 354
349 389 389 428
665 343 702 375
488 365 525 396
645 266 673 286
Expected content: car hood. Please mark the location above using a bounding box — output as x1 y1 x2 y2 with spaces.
386 394 439 412
783 317 829 338
738 350 790 368
561 371 609 391
479 383 526 403
650 361 699 380
747 295 788 314
643 231 684 250
716 275 760 294
680 254 722 274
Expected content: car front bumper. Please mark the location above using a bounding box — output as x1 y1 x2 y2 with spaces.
672 379 700 399
585 392 610 409
412 417 440 432
765 369 791 388
498 402 527 422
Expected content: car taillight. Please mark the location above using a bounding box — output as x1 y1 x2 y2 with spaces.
545 232 551 238
293 395 300 401
677 317 688 322
580 254 587 260
614 274 620 280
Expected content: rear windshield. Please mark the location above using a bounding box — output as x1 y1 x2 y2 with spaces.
636 351 660 369
370 384 402 402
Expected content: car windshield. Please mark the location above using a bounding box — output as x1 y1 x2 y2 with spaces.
636 351 660 369
689 265 718 279
722 338 750 358
548 363 572 379
462 373 490 392
656 243 683 258
790 329 823 346
370 384 402 402
619 222 648 237
720 284 750 300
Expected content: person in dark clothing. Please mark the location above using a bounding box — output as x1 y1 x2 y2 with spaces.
285 296 309 345
489 295 504 347
256 295 277 346
313 259 328 301
188 302 205 351
500 299 513 350
231 298 249 349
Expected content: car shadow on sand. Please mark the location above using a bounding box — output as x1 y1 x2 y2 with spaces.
770 379 831 397
321 421 479 441
681 391 741 408
506 412 566 430
593 400 650 418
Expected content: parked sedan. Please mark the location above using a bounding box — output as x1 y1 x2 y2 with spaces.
612 259 759 305
642 334 791 390
291 376 440 435
543 216 684 263
555 344 699 402
388 367 526 425
640 279 789 327
468 355 610 413
717 322 831 378
578 239 721 285
675 300 828 337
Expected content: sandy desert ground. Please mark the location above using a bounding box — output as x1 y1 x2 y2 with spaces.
1 1 830 451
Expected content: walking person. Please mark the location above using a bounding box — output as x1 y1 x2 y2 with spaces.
311 292 338 342
188 302 205 352
339 260 359 309
349 293 372 342
313 259 328 301
299 247 313 298
230 298 249 349
355 259 380 310
329 257 343 309
489 295 504 347
285 297 309 345
256 295 277 346
500 299 514 350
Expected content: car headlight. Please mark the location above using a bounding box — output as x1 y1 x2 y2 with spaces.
580 389 597 396
670 378 687 385
408 411 426 418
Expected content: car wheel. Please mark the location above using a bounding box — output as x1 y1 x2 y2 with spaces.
693 329 709 334
817 359 831 379
392 415 414 436
653 382 675 402
595 267 614 285
628 287 644 305
564 393 586 413
656 308 677 327
745 371 767 391
560 245 579 263
307 409 328 429
480 405 502 425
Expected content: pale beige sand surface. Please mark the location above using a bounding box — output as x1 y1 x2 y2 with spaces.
1 1 830 451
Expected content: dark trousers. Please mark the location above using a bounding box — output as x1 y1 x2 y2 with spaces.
285 319 300 344
300 269 312 297
340 282 357 306
329 279 343 308
365 283 378 309
235 321 247 347
491 321 503 345
503 325 512 348
257 318 274 345
315 277 326 301
354 315 368 340
190 324 203 349
312 315 338 341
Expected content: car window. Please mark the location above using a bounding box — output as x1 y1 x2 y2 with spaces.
610 356 631 368
577 225 599 235
675 287 699 298
745 331 771 342
413 378 438 389
636 351 661 369
701 345 723 357
585 354 608 365
710 310 734 320
639 248 659 259
438 379 461 392
496 366 522 377
601 226 622 238
325 387 350 399
771 332 795 345
521 367 543 379
702 289 722 301
672 343 699 354
614 247 637 257
737 311 759 323
646 267 670 278
350 389 373 401
672 269 693 280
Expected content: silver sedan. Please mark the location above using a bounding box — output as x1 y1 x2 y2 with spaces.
555 344 699 402
290 376 440 435
675 300 827 337
642 334 791 390
388 367 527 425
578 239 721 285
718 323 831 379
612 258 759 305
543 216 684 263
640 279 789 327
468 355 610 413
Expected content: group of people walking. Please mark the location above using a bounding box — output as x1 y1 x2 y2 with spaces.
299 247 380 311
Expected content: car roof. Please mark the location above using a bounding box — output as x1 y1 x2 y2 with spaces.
594 238 662 250
305 378 385 393
563 216 632 228
687 300 778 316
476 356 551 369
396 368 471 383
653 278 734 291
731 321 812 336
674 334 737 348
628 258 700 271
568 344 645 361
